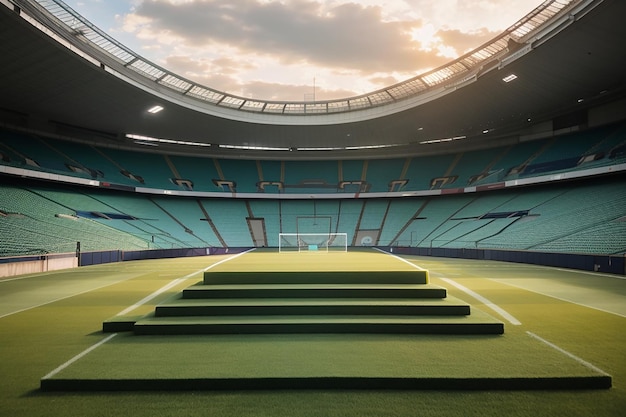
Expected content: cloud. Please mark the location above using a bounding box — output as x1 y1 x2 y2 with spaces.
164 55 255 78
241 80 358 101
123 0 448 73
436 27 501 55
162 54 362 100
368 74 402 88
163 55 247 93
111 0 541 99
403 0 539 33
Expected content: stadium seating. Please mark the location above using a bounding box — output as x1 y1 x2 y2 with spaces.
247 199 281 246
357 199 389 231
87 192 201 248
2 120 625 194
442 150 497 188
0 186 148 256
200 199 254 247
1 177 625 257
365 159 405 192
283 160 340 193
336 200 362 246
403 154 456 190
2 119 626 258
166 154 223 192
392 196 468 247
216 159 259 193
378 199 421 245
477 180 626 254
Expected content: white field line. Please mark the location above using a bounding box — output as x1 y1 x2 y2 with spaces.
116 249 254 316
1 250 255 320
1 274 53 283
439 277 522 325
516 263 626 280
375 249 521 325
41 249 255 381
553 268 626 280
373 248 426 270
486 278 626 319
526 331 611 376
0 278 144 320
41 333 118 380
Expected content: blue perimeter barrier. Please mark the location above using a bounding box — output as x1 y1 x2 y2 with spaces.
382 247 625 275
79 247 252 266
9 246 617 275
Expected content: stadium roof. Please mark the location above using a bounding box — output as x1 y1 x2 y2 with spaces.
1 0 625 159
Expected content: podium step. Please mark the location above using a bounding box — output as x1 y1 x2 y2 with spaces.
203 270 430 285
183 283 447 299
155 297 470 317
134 314 504 335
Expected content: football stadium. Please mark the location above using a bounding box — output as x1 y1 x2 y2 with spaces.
1 0 625 416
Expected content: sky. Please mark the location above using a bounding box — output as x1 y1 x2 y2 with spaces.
66 0 542 101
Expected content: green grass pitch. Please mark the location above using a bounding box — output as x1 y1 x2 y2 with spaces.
1 249 625 416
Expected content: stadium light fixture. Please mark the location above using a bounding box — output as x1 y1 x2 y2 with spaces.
147 105 164 114
134 140 159 147
419 136 466 145
502 74 518 83
345 144 401 150
218 144 290 151
126 134 211 147
297 147 344 151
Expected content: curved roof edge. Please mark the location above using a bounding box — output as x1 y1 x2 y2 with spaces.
10 0 590 124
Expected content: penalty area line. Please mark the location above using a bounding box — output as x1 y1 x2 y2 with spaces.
42 333 118 380
527 331 611 376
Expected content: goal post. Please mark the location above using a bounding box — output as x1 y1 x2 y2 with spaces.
279 233 348 252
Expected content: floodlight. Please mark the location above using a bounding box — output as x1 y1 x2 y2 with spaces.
147 105 164 114
502 74 518 83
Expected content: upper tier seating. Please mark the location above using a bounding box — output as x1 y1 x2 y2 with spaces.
3 121 624 195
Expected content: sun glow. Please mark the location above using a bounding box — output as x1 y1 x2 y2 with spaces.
410 23 438 50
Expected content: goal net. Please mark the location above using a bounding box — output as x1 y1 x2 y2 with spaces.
279 233 348 252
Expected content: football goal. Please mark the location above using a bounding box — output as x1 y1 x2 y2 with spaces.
279 233 348 252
